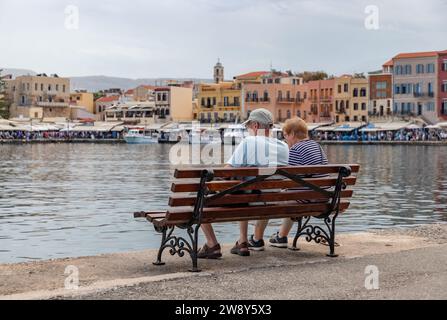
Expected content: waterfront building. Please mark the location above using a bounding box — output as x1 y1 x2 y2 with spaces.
390 50 447 124
95 95 121 120
334 75 369 123
70 91 95 114
133 85 155 102
4 74 71 120
154 86 193 122
104 101 155 124
368 64 393 120
244 71 313 123
437 51 447 122
195 60 242 123
307 79 335 123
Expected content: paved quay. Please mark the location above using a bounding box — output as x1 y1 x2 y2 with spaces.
0 224 446 300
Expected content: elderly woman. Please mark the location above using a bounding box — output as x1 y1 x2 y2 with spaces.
248 117 329 250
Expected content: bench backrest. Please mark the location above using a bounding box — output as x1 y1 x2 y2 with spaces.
164 164 360 224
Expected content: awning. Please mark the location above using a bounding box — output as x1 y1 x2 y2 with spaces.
360 122 411 132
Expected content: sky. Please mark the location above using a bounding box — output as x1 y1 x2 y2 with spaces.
0 0 446 79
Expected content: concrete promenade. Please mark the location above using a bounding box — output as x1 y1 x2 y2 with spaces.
0 224 446 300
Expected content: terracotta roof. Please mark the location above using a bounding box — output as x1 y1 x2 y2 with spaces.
382 59 394 67
96 95 120 103
235 71 269 79
125 89 134 95
393 50 447 60
154 87 171 91
142 85 156 90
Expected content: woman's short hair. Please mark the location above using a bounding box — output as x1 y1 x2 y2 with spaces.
283 117 308 139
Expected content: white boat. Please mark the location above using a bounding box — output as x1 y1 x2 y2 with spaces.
158 128 188 143
223 125 248 145
124 128 158 144
189 128 222 144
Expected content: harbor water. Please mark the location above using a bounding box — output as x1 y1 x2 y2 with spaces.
0 143 446 263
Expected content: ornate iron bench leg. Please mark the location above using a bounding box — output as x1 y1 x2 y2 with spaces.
325 215 339 258
153 226 173 266
188 225 201 273
290 217 304 251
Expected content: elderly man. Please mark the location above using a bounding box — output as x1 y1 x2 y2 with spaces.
197 108 289 259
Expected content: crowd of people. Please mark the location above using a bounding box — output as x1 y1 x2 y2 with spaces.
311 129 447 142
0 130 122 141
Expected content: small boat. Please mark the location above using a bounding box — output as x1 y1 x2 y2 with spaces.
124 128 158 144
158 128 188 144
189 128 222 144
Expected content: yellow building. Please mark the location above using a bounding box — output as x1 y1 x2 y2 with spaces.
70 91 94 114
334 75 369 123
196 81 241 123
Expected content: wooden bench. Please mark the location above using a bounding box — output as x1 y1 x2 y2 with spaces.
134 164 360 272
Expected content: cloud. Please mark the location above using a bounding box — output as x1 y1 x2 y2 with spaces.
0 0 445 78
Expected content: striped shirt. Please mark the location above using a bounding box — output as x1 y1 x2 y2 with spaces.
289 139 328 167
288 140 329 196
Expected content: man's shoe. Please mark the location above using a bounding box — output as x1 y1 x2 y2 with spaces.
269 232 288 248
197 243 222 259
248 235 265 251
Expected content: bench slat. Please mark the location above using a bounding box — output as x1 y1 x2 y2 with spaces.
174 164 360 179
171 177 357 193
168 190 354 207
157 202 350 225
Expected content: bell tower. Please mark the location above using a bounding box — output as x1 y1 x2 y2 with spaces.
214 59 224 83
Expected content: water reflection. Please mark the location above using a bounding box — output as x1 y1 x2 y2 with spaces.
0 143 446 263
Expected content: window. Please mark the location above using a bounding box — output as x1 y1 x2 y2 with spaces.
427 102 435 112
263 91 269 100
278 91 283 100
344 84 348 92
21 95 26 105
442 82 447 92
427 63 435 73
353 103 358 110
361 103 366 110
442 101 447 115
56 84 59 91
48 85 52 91
35 83 38 91
428 82 433 95
224 96 229 106
287 110 291 119
234 97 239 106
338 85 342 94
63 85 66 93
353 88 358 97
443 60 447 71
416 64 424 74
201 98 205 106
354 116 358 122
405 65 412 75
41 84 43 91
246 92 251 101
360 88 367 97
362 116 367 122
395 85 400 94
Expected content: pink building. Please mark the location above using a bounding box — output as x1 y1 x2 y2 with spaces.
307 79 335 123
243 72 326 123
438 51 447 121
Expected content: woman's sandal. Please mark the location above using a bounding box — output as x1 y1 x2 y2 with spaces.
230 242 250 257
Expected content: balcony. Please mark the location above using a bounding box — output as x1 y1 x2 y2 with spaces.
320 96 332 102
277 97 295 103
413 92 434 98
36 101 69 108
